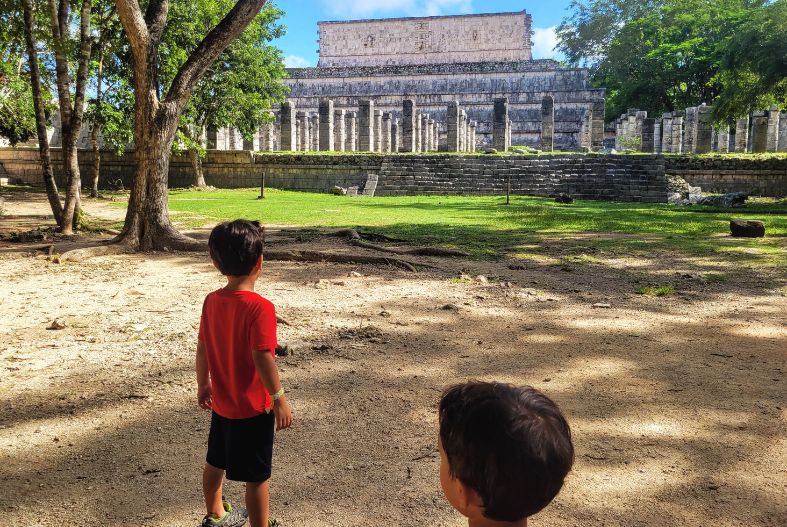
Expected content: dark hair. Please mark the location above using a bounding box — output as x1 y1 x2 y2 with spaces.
208 220 264 276
439 382 573 522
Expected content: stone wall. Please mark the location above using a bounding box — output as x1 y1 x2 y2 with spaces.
666 156 787 197
318 11 533 67
1 147 666 202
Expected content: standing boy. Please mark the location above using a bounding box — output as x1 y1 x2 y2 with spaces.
438 382 573 527
196 220 293 527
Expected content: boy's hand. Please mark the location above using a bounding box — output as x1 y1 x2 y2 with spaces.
198 383 212 410
273 396 293 431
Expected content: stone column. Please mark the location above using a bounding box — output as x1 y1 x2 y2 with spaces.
779 112 787 152
358 100 374 152
427 118 435 152
767 105 781 152
297 111 309 151
541 95 555 152
382 112 392 153
465 120 473 153
641 118 656 153
492 97 508 152
654 121 662 153
333 109 346 152
391 120 399 153
415 113 422 152
506 118 512 150
751 111 768 152
717 126 730 153
419 114 428 152
591 100 605 150
459 112 466 152
684 107 699 153
696 105 713 154
401 99 417 153
671 116 684 154
310 114 319 151
294 120 301 151
373 110 383 152
345 112 357 152
433 121 439 151
318 99 334 151
735 116 750 152
661 114 673 153
280 102 296 151
207 127 218 149
446 101 460 152
469 121 477 152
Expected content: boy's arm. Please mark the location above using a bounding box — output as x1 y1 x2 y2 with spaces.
252 349 293 431
196 340 212 410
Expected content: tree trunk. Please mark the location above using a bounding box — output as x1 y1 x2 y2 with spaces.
22 0 64 225
191 148 206 187
91 47 104 198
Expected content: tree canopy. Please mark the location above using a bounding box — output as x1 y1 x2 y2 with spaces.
557 0 785 122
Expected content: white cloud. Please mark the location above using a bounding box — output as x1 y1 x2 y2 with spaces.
531 26 559 60
283 55 312 68
322 0 472 19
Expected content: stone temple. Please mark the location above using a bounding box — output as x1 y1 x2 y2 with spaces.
279 10 606 150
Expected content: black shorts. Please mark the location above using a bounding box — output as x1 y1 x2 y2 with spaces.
206 410 275 483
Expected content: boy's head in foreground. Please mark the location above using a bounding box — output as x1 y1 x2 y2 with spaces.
208 219 264 278
439 382 574 526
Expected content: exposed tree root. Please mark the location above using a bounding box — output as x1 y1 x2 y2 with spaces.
264 249 420 272
335 229 469 257
54 242 135 263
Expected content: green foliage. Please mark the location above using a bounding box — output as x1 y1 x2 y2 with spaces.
0 59 38 145
558 0 784 121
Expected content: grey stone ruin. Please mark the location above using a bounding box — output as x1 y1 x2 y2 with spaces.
382 112 392 153
779 112 787 152
207 127 218 149
434 121 439 151
391 120 399 153
427 118 435 152
280 102 296 151
401 99 417 153
373 110 383 152
447 101 460 152
671 115 684 154
541 95 555 152
242 133 256 151
415 113 422 152
345 112 357 152
493 97 508 152
641 118 656 153
661 114 673 153
469 121 477 152
294 120 301 151
506 117 512 151
334 109 346 152
766 105 780 152
420 114 429 152
296 111 310 151
579 110 593 151
717 125 730 153
654 120 662 153
751 111 768 153
695 105 713 154
591 100 605 149
358 100 374 152
465 120 473 152
318 99 334 151
310 114 319 151
459 110 467 152
735 116 750 152
684 106 698 153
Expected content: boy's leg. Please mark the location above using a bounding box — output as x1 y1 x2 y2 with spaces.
203 463 226 518
245 480 270 527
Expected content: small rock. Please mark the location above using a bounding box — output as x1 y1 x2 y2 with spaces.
331 186 347 196
475 275 488 284
554 193 574 204
508 264 527 270
379 310 391 318
349 271 363 277
441 303 460 311
730 219 765 238
592 303 612 309
483 148 498 154
47 319 66 330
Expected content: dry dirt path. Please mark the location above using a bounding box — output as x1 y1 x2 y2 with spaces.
1 193 785 526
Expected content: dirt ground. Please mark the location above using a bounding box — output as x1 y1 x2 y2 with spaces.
1 192 785 527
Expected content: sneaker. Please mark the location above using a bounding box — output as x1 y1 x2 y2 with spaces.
200 501 248 527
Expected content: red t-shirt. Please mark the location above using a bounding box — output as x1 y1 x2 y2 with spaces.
198 289 277 419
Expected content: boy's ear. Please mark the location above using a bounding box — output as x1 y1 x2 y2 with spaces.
211 259 220 271
256 255 263 269
459 481 484 515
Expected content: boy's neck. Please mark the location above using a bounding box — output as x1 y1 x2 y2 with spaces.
468 517 527 527
223 274 257 292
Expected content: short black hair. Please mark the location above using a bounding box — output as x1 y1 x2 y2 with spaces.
208 220 264 276
439 382 573 522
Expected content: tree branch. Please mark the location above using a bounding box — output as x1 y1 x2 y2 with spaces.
165 0 267 106
114 0 150 56
144 0 169 45
71 0 93 132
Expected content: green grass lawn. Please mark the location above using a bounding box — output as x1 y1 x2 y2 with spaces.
158 188 787 267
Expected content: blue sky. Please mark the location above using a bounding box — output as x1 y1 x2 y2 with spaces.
273 0 572 67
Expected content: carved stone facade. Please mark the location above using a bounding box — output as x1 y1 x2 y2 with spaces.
318 11 533 68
